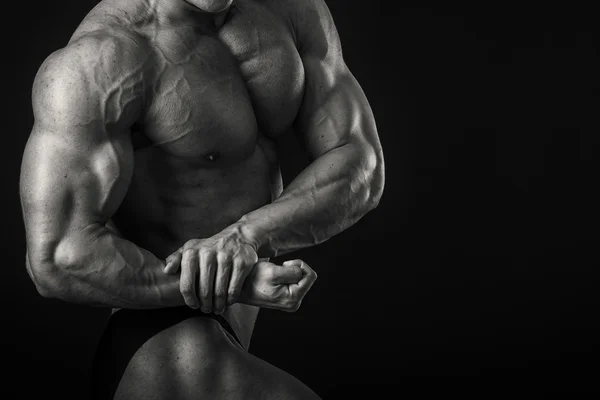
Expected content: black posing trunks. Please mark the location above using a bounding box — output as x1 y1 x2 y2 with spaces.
91 307 242 400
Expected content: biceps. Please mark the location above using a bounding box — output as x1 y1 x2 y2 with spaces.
20 127 133 258
296 58 376 159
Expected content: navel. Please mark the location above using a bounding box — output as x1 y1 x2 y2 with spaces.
204 151 222 162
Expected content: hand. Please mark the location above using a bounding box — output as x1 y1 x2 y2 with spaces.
164 228 258 314
239 259 317 312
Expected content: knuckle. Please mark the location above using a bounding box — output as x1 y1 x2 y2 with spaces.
183 295 196 305
241 245 257 261
184 239 200 249
215 298 226 306
200 291 211 302
290 291 300 302
284 300 301 312
217 250 230 261
214 290 226 300
184 300 197 308
183 248 196 257
248 251 258 264
234 256 245 266
198 247 211 257
181 291 196 304
264 266 276 280
180 284 193 295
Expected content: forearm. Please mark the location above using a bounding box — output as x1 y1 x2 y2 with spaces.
238 142 383 258
29 225 185 309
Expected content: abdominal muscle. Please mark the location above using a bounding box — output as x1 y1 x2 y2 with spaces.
110 136 283 348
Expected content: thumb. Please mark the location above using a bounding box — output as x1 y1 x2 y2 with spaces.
274 261 304 284
164 249 183 274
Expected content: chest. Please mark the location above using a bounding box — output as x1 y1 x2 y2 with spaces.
141 3 304 162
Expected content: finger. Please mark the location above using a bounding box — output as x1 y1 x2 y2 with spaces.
214 253 232 314
282 259 305 271
164 249 183 274
290 261 318 299
227 254 255 306
273 263 303 284
298 262 318 288
199 250 217 313
180 249 199 309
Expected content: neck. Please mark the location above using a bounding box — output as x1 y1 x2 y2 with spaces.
147 0 232 29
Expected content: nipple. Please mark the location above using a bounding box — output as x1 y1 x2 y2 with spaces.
204 151 221 162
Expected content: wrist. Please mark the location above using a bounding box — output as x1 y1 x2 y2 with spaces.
233 215 272 258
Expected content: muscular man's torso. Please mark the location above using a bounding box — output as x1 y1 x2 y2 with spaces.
71 0 306 340
75 0 304 257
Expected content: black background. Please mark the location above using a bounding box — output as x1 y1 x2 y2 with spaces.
4 1 600 398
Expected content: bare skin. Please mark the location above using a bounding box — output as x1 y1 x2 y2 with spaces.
20 0 384 398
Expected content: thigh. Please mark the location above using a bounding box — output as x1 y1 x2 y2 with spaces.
112 317 232 400
92 308 238 399
92 310 320 400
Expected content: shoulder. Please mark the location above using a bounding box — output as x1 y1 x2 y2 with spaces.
263 0 339 57
32 28 151 129
263 0 331 21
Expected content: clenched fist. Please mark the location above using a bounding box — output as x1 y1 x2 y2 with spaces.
239 259 317 312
